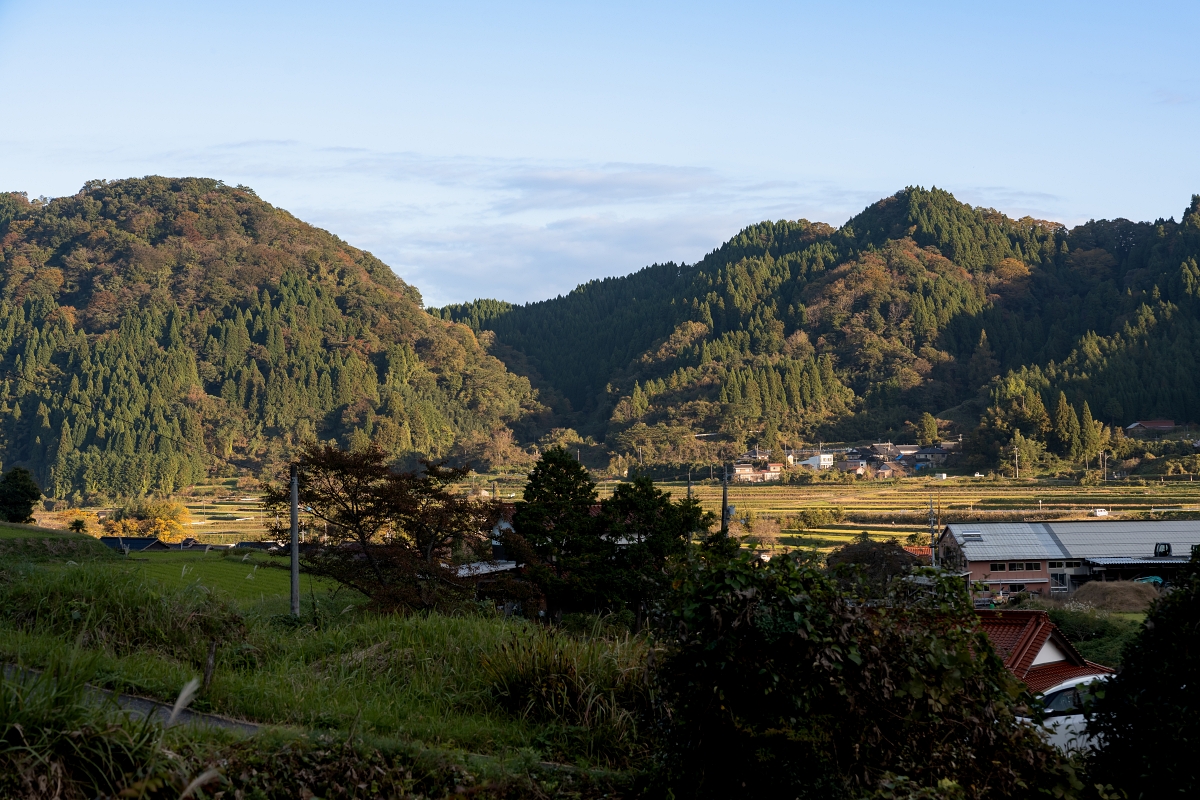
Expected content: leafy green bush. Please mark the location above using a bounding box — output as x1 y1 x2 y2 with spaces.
651 551 1080 799
1046 606 1139 667
1087 558 1200 797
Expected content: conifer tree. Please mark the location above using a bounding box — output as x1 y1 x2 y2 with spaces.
1051 391 1080 459
1066 403 1082 461
1080 401 1102 467
967 330 1000 389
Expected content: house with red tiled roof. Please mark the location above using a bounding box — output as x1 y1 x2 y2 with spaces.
976 609 1113 693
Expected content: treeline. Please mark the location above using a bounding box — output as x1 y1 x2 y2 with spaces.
441 188 1200 467
0 178 541 501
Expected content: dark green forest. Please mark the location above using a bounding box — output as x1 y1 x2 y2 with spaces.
436 187 1200 465
0 178 540 502
4 179 1200 501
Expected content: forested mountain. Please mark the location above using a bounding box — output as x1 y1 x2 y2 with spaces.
0 178 541 502
436 187 1200 466
5 178 1198 500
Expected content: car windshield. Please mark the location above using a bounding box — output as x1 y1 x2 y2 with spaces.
1042 688 1079 715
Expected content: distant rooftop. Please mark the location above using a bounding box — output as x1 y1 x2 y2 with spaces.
944 520 1200 561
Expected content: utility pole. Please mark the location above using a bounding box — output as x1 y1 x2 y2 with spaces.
928 494 938 568
290 464 300 618
1014 448 1019 480
687 468 693 500
720 466 729 536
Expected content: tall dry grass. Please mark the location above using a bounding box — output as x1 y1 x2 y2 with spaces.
480 627 651 763
1072 580 1159 612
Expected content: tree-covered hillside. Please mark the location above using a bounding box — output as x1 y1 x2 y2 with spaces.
436 187 1200 466
0 178 541 501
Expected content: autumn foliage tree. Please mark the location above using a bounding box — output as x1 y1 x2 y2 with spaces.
264 443 497 611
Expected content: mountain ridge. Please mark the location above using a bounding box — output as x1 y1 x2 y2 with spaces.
436 186 1200 467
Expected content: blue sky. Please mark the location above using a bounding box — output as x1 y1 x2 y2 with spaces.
1 1 1198 306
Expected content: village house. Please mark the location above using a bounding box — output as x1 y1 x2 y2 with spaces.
938 520 1200 596
793 452 834 470
834 457 867 475
873 462 908 479
1125 419 1176 436
914 445 950 469
976 609 1114 692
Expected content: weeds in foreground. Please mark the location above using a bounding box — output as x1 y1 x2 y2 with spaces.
0 653 202 799
481 626 652 765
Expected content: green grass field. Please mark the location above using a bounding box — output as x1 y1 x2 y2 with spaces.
126 549 336 606
0 528 641 773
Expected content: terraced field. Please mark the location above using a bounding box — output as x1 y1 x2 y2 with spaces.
661 477 1200 553
179 478 275 544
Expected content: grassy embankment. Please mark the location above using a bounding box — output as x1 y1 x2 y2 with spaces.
0 523 645 796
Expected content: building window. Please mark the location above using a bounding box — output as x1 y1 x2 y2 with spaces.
990 563 1006 571
1048 561 1063 569
1065 560 1081 568
1008 562 1023 571
1026 562 1041 571
1008 584 1026 592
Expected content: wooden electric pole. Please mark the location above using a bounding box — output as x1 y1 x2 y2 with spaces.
290 464 300 617
720 466 729 536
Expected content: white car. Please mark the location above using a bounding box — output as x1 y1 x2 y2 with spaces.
1036 675 1110 752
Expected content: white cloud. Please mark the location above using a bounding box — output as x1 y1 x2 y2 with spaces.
1 138 1083 307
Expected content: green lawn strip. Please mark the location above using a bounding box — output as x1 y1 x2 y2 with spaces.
125 550 320 604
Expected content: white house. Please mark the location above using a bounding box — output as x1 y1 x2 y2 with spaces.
797 453 834 470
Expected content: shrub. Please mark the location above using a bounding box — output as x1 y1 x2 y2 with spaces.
826 532 920 594
1046 605 1139 667
1087 556 1200 797
0 468 42 524
651 551 1080 799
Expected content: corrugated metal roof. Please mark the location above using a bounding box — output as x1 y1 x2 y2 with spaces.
945 521 1200 561
1086 557 1191 566
1049 521 1200 559
945 523 1068 560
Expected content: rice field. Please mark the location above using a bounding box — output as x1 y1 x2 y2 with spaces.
655 476 1200 553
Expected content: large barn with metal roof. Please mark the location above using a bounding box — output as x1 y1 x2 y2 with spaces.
937 520 1200 595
